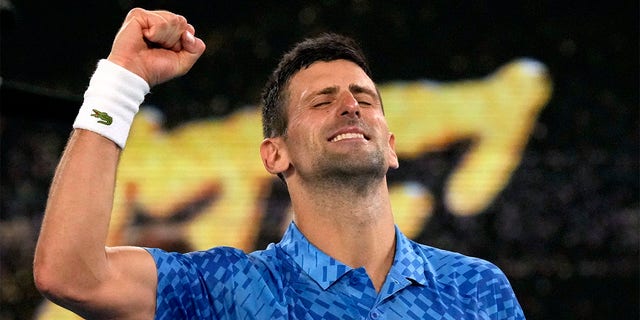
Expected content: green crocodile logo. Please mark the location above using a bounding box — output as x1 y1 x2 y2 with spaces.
91 109 113 125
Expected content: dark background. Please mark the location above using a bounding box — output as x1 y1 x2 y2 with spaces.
1 1 638 319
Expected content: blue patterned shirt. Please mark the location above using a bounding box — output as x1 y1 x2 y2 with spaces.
146 222 525 319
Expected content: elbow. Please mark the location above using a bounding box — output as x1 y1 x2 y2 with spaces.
33 238 65 300
33 240 108 309
33 263 95 310
33 257 63 301
33 257 109 319
33 255 87 305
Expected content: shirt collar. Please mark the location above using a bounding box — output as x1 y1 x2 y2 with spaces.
276 222 427 290
389 224 428 286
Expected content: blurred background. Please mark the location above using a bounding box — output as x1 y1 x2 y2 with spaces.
1 1 638 319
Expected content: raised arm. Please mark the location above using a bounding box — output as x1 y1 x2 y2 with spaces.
33 8 206 319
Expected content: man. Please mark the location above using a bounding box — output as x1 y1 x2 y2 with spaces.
34 7 525 319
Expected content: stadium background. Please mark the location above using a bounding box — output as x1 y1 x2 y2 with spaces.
1 1 638 319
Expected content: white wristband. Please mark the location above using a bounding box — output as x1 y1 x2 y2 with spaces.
73 59 150 149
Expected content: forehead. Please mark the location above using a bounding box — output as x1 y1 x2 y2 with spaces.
287 59 375 99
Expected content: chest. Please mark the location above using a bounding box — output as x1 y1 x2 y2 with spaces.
231 268 477 320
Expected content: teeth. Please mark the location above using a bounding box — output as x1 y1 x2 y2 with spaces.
331 132 364 142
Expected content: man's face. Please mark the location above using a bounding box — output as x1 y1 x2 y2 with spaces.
280 59 398 184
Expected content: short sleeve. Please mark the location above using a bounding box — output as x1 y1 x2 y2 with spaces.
145 247 247 319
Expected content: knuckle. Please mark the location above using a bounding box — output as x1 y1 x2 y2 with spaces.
168 14 187 27
127 7 144 18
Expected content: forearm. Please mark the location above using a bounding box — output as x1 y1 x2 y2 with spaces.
34 58 148 301
31 8 206 315
34 129 120 297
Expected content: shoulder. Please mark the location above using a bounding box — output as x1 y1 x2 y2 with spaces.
146 245 282 271
410 240 524 313
397 233 524 317
145 247 290 318
146 246 246 264
145 245 293 280
407 239 511 287
144 247 260 286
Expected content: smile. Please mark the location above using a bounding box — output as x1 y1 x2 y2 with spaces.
330 132 366 142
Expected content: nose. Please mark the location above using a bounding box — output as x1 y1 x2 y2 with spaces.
338 92 360 118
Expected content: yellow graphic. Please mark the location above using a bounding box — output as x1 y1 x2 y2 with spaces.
35 58 551 319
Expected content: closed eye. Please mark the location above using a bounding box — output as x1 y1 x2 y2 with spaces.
355 94 374 107
313 101 331 108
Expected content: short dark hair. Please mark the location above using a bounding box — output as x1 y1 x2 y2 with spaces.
260 33 373 139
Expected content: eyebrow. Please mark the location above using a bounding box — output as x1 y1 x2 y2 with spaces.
349 84 379 100
309 84 379 100
316 86 338 96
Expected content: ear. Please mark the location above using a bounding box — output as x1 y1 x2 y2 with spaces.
260 137 290 175
387 132 399 169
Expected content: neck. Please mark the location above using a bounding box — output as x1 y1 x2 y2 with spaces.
289 177 396 292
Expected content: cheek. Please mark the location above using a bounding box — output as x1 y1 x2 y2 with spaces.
285 118 305 142
284 117 314 152
371 115 391 135
286 110 305 132
288 112 324 140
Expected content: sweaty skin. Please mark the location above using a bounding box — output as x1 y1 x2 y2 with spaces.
260 59 399 292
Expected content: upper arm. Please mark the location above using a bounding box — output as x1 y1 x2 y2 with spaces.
70 246 158 319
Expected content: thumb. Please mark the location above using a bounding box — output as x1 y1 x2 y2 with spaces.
173 30 206 76
181 30 206 56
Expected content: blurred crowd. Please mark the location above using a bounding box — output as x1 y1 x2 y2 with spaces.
1 1 637 319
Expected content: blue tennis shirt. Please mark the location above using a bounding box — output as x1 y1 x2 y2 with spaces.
146 222 525 319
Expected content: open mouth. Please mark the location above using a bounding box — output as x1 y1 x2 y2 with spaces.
329 132 369 142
